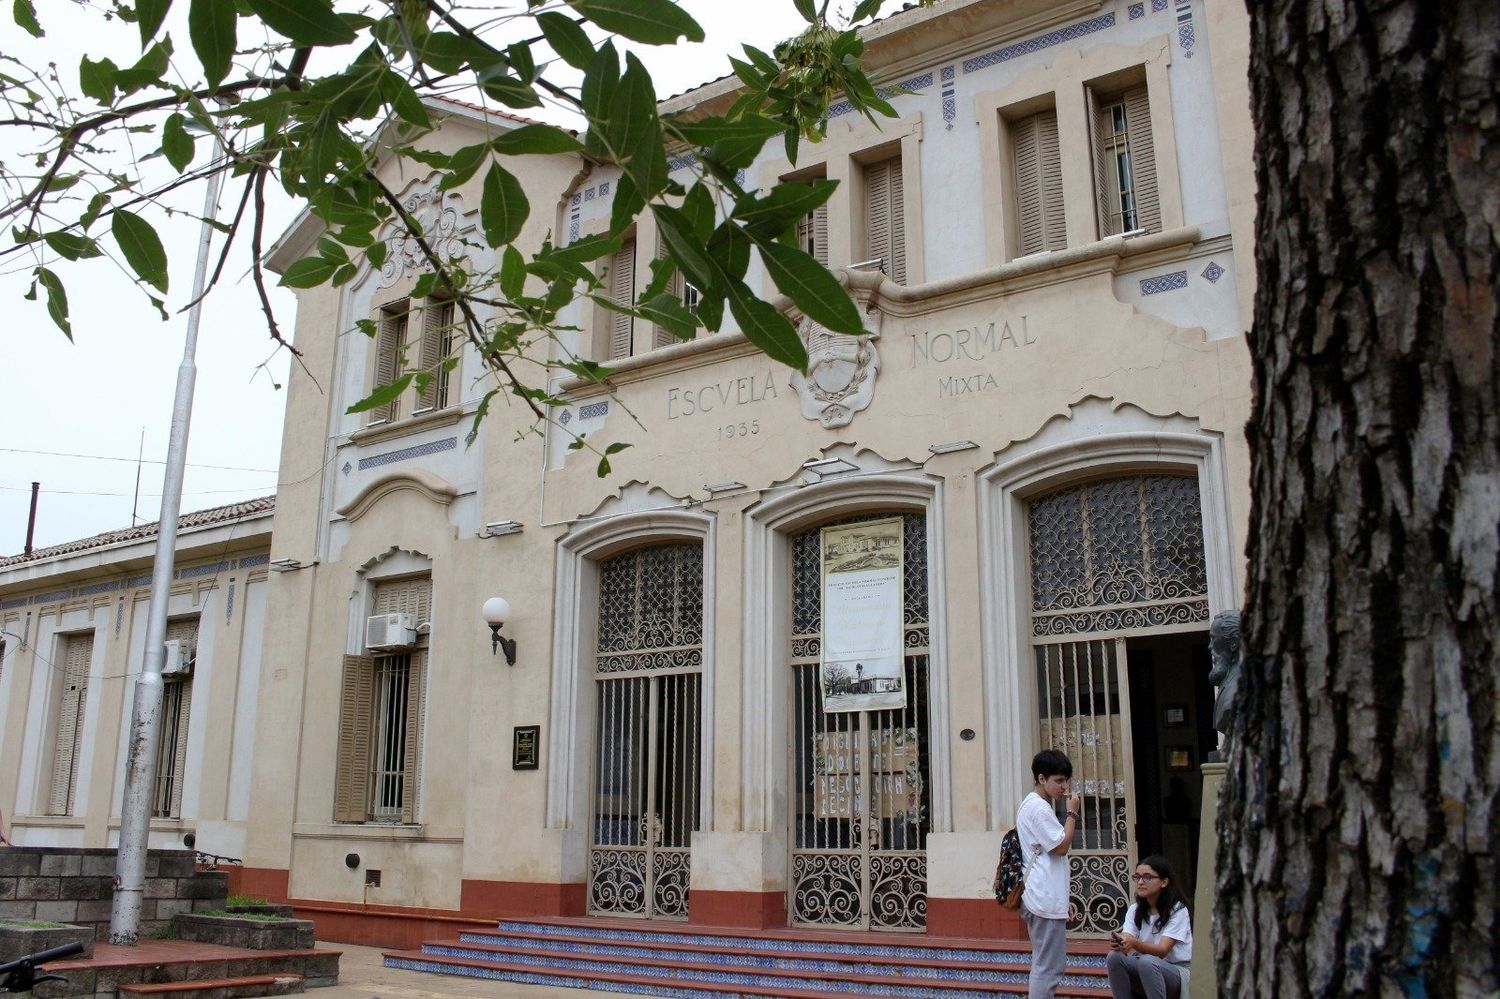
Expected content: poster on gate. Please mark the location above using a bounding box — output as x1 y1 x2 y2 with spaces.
819 517 906 713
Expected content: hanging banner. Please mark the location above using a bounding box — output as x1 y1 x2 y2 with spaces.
819 517 906 713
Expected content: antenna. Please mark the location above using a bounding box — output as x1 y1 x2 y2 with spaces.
131 428 144 527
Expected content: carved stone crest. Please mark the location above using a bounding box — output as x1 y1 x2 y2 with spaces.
789 310 882 428
379 185 465 288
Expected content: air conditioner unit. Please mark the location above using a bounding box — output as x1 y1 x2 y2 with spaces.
365 613 417 652
161 639 194 677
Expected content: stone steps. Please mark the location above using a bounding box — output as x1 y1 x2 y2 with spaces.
116 973 304 999
385 917 1111 997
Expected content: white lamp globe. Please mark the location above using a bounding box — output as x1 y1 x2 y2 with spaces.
481 596 510 626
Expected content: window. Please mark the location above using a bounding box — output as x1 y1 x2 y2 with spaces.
1012 109 1066 256
153 618 197 819
1088 84 1160 238
48 633 92 815
653 236 698 349
370 299 456 423
334 575 430 823
603 238 636 360
787 169 829 266
863 154 906 284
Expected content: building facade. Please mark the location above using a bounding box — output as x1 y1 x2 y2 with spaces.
0 500 274 868
219 0 1248 944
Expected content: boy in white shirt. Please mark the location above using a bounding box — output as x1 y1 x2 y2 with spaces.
1016 749 1081 999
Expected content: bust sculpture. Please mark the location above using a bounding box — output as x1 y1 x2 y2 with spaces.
1207 609 1243 740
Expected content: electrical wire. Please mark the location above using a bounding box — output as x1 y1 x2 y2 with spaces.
0 447 276 474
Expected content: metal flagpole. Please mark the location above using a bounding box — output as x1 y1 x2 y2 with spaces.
108 141 228 946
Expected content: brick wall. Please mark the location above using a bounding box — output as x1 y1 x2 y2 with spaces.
0 848 228 940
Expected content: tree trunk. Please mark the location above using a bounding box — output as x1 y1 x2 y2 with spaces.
1219 2 1500 995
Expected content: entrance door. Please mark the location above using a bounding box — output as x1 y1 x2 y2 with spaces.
1026 473 1213 935
587 543 703 920
1035 638 1135 935
789 512 930 932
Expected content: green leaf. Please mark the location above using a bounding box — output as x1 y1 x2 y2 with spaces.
80 193 109 230
537 11 594 71
506 41 536 83
758 240 863 335
245 0 355 46
347 373 414 414
188 0 235 86
478 67 542 109
481 161 530 246
279 255 340 289
652 205 717 292
734 179 837 238
565 0 703 45
500 245 526 300
580 41 620 160
607 53 668 198
725 279 805 370
137 0 170 47
380 70 430 129
111 210 168 293
79 55 118 104
793 0 817 23
43 231 103 260
608 171 644 237
636 293 698 339
669 113 783 148
34 267 71 339
161 113 195 173
364 241 388 272
438 142 490 191
13 0 42 38
489 124 584 156
115 40 172 95
851 0 886 21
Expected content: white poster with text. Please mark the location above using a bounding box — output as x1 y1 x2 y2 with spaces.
819 517 906 713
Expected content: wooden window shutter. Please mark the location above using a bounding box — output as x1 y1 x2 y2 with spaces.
49 634 92 815
372 308 405 423
334 654 375 822
796 202 829 266
168 679 192 818
865 156 906 284
415 301 453 412
608 240 636 359
1087 89 1115 238
1013 114 1043 255
400 649 426 824
1122 85 1161 234
1037 112 1066 251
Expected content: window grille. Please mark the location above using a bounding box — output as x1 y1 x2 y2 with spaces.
588 543 704 920
153 617 198 818
1089 83 1161 238
48 633 92 816
789 511 930 931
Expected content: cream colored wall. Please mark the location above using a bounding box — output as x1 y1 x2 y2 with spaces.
249 0 1256 912
0 532 271 853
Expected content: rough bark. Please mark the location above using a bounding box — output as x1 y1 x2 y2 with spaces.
1218 2 1500 995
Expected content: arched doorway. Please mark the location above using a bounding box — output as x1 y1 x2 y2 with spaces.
787 511 931 931
1025 473 1213 934
586 542 704 920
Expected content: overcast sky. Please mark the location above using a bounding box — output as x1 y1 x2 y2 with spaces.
0 0 810 555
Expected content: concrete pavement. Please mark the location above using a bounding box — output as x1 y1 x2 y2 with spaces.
311 942 633 999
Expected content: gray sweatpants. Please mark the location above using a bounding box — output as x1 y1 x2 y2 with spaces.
1106 950 1188 999
1022 907 1068 999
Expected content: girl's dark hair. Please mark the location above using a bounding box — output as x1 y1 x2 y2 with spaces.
1132 855 1188 934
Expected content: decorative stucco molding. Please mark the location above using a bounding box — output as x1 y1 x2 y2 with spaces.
378 185 466 289
788 310 884 429
336 469 458 522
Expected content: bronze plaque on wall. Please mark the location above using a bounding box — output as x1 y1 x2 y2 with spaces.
512 725 540 770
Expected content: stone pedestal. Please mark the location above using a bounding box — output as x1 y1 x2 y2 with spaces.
1190 760 1226 999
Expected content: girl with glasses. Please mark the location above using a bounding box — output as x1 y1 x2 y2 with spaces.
1106 855 1192 998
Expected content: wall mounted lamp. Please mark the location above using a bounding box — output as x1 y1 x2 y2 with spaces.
269 557 313 572
802 457 860 480
482 596 517 666
480 520 523 538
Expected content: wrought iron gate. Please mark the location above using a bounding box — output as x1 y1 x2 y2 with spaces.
1027 474 1210 935
1035 638 1134 934
789 512 930 931
588 543 703 920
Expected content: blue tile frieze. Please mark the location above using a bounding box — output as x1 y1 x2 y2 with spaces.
358 436 459 470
